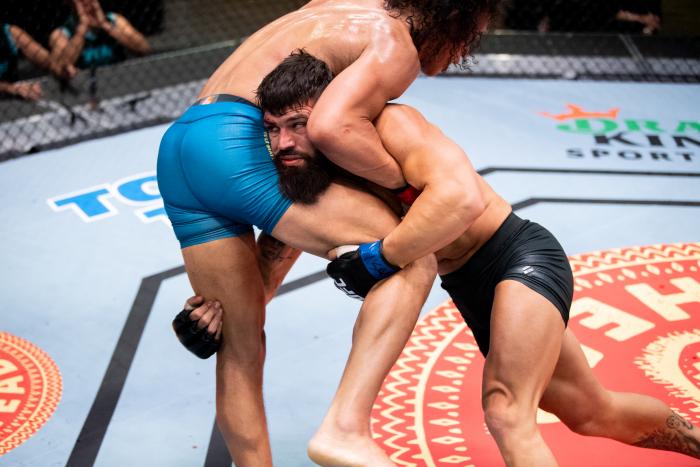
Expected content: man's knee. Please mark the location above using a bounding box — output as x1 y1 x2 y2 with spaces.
482 385 520 434
219 329 267 368
405 254 438 283
482 383 536 438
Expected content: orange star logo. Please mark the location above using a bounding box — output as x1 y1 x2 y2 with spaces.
540 104 619 121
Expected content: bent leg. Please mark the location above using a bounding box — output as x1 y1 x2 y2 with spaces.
482 280 565 467
274 183 438 465
540 330 700 459
182 233 271 467
308 254 438 466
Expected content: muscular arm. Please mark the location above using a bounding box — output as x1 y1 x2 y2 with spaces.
375 105 486 267
256 233 302 304
307 29 419 190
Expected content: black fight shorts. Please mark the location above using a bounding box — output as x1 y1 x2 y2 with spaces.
440 212 573 356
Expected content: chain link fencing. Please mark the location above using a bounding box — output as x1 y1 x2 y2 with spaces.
1 0 697 159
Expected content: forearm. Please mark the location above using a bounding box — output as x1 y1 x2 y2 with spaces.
0 81 18 95
381 181 484 268
26 45 52 70
257 234 302 303
12 27 52 70
616 10 642 23
52 26 88 67
105 19 150 55
311 117 405 189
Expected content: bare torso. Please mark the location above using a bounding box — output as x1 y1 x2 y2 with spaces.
433 178 511 275
199 0 414 102
373 104 513 275
227 4 507 274
275 103 512 274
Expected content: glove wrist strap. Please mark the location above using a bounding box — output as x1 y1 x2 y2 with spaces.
358 240 399 279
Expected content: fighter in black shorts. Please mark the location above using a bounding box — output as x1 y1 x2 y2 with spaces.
180 52 699 465
441 212 573 356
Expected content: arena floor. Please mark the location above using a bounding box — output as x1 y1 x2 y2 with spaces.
1 76 699 466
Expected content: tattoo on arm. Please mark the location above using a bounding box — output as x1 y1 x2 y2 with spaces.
633 412 700 459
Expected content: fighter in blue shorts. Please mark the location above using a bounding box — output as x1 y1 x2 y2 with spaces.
153 1 500 465
184 51 700 466
157 95 291 248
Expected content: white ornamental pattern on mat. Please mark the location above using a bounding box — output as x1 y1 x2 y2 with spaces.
0 333 62 455
371 243 700 467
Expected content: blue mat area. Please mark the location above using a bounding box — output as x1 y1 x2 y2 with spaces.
1 77 699 466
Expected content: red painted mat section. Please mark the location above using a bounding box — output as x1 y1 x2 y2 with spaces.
0 333 62 455
372 243 700 466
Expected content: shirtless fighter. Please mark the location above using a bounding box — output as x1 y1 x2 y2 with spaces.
184 51 700 466
157 1 499 465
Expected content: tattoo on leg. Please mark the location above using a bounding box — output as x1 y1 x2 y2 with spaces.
666 412 693 431
634 412 700 459
259 236 295 262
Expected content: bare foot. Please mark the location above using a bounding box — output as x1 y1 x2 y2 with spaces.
308 428 394 467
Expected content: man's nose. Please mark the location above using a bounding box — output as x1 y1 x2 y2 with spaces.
278 128 296 149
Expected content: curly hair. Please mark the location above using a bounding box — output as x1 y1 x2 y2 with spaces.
384 0 501 64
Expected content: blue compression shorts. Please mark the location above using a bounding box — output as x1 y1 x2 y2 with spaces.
156 95 293 248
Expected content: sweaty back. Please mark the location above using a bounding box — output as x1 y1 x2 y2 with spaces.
199 0 414 102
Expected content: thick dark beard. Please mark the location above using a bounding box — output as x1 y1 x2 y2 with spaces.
274 153 333 204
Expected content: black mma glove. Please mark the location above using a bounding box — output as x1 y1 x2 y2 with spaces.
326 240 400 300
172 308 220 359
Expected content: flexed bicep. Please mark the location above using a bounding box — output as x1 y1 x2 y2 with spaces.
307 38 419 189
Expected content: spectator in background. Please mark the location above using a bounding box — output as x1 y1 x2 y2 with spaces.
503 0 619 33
49 0 150 71
616 0 662 35
505 0 661 35
503 0 550 31
0 23 76 100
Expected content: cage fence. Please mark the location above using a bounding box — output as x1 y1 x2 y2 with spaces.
0 0 697 160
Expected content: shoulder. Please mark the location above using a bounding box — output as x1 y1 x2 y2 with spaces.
376 104 432 135
373 104 436 163
366 13 418 63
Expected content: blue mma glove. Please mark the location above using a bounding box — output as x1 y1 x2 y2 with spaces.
172 308 221 359
326 240 400 299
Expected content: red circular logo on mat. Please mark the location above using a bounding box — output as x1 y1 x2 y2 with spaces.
371 243 700 467
0 332 62 455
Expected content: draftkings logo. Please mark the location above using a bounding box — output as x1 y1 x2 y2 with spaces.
540 104 699 164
